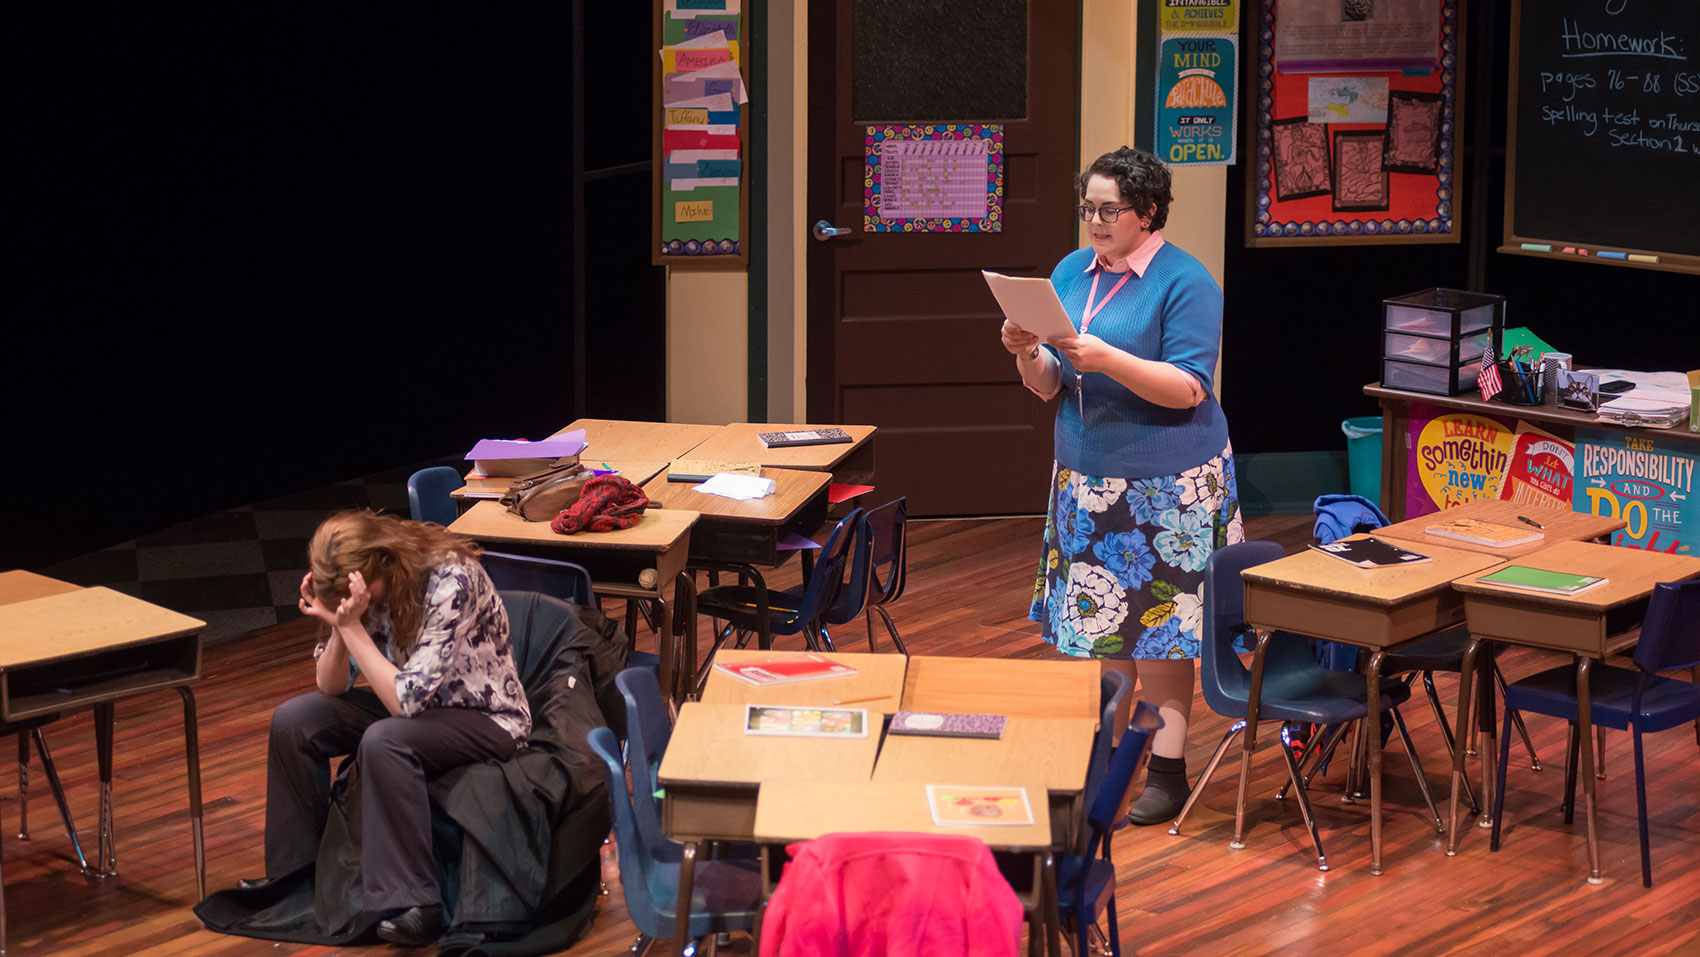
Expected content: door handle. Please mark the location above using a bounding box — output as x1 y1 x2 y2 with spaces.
812 220 852 242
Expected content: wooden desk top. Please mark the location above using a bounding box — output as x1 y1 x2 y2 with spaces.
640 467 831 524
872 716 1096 795
1242 535 1505 607
0 570 83 607
699 650 908 709
901 655 1101 726
448 500 697 551
754 779 1052 850
1451 540 1700 611
551 419 724 462
682 423 877 472
453 460 669 500
658 702 881 787
1373 500 1624 558
0 587 205 667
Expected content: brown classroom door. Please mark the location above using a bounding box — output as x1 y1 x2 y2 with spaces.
805 0 1082 516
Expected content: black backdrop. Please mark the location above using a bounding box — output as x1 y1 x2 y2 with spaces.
9 6 662 569
1218 1 1697 456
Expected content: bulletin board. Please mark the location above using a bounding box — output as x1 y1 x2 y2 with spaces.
1245 0 1463 247
654 0 749 268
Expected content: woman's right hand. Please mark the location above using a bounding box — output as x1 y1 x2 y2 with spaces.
1001 319 1040 358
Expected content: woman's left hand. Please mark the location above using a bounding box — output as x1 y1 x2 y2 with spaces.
1049 333 1118 374
298 571 372 631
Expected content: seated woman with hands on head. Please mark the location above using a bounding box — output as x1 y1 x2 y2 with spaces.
254 510 530 946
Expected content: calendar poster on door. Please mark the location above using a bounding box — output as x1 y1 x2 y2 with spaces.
863 124 1004 233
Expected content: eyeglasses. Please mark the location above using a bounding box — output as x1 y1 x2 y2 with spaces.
1076 204 1137 224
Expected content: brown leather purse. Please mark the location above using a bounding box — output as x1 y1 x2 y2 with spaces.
500 458 595 521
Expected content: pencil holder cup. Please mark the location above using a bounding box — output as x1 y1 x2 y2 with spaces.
1495 363 1544 405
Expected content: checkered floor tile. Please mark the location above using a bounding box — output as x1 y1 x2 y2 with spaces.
41 456 460 643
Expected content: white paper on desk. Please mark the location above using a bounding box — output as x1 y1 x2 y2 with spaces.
696 473 776 500
1590 369 1691 413
981 270 1078 341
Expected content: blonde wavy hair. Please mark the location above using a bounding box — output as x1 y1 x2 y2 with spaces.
307 510 482 656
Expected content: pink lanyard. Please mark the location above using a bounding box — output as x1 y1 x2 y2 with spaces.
1080 267 1133 335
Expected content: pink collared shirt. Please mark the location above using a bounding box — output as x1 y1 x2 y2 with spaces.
1087 229 1166 277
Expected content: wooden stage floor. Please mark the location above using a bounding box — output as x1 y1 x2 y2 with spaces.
5 515 1698 955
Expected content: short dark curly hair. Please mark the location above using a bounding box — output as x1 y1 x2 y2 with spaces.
1077 147 1173 230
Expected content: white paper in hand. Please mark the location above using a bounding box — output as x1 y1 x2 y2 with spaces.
982 270 1078 341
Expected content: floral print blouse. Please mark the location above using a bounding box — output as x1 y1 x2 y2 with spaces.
329 558 531 743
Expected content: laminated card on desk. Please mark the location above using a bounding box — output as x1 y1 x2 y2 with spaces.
756 428 853 448
1308 537 1432 568
926 785 1034 827
981 270 1078 341
889 711 1007 739
668 459 761 483
744 705 870 738
1475 565 1607 596
1424 518 1544 548
714 653 858 686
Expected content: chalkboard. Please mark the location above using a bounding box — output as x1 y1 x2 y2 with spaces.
1504 0 1700 275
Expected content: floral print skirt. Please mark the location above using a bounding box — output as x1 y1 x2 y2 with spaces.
1029 443 1243 660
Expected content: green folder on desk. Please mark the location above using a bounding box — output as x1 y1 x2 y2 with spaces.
1477 565 1606 596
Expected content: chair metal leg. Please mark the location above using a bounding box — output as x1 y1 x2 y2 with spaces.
1278 724 1329 871
1490 709 1513 852
15 734 27 841
178 687 206 900
1303 723 1351 790
629 932 656 955
1390 707 1445 835
1231 631 1274 852
1422 672 1452 750
1275 722 1333 801
30 730 90 876
1632 728 1652 887
1492 665 1542 770
1169 721 1244 835
1561 723 1581 824
870 606 908 655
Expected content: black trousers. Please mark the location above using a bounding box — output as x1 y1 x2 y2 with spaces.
265 689 517 911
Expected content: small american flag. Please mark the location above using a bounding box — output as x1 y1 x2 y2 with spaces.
1477 347 1502 400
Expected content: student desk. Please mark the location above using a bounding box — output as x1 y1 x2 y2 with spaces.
1449 541 1700 881
551 418 725 462
1237 537 1504 875
697 649 907 709
452 459 669 501
640 467 832 567
0 574 207 913
679 423 879 485
1374 499 1625 559
901 655 1102 726
446 501 699 696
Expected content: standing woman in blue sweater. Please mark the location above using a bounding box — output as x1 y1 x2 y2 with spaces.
1000 147 1242 825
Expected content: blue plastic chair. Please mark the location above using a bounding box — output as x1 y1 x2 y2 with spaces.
481 550 597 606
1083 671 1132 811
406 465 463 526
694 507 865 672
1491 579 1700 887
587 726 760 953
1058 699 1160 957
1167 540 1443 870
616 667 680 862
835 497 910 655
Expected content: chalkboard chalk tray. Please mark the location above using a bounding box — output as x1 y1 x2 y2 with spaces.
1503 0 1700 275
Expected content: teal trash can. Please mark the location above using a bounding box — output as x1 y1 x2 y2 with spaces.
1342 416 1383 509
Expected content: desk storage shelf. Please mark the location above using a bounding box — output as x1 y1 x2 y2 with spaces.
2 633 200 721
1381 287 1504 396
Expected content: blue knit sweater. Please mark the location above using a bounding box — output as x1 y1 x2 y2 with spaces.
1044 244 1230 479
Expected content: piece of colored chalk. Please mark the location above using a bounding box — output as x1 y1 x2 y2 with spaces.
1597 251 1628 260
1520 243 1553 252
1561 247 1576 254
1627 254 1658 264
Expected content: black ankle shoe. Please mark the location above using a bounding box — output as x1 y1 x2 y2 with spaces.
376 905 444 946
1126 755 1190 826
